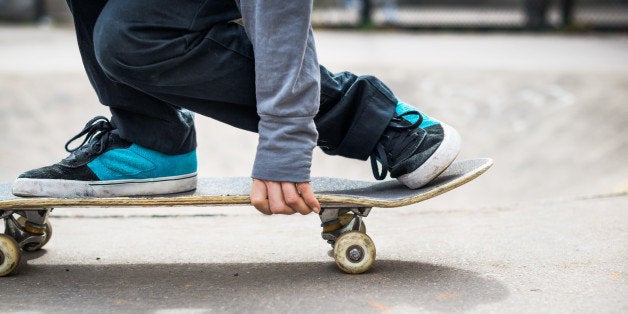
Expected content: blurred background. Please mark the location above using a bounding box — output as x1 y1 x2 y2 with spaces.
2 0 628 30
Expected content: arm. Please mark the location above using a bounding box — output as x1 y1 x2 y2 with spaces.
237 0 321 214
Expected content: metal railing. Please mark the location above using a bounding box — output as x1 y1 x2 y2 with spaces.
312 0 628 31
1 0 627 31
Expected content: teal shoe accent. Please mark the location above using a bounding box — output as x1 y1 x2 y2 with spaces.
395 100 439 129
87 144 197 181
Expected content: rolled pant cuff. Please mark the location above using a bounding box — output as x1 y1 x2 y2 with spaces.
324 92 395 160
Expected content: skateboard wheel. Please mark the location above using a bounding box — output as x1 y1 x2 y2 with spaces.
0 234 21 276
17 216 53 252
333 231 376 274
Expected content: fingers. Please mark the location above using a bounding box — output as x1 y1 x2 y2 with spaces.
250 179 271 215
296 183 320 214
249 179 320 215
250 180 296 215
281 182 311 215
267 181 295 215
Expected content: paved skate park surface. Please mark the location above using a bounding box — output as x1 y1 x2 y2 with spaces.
0 26 626 313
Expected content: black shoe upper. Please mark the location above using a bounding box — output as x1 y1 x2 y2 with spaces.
18 116 131 181
370 111 444 180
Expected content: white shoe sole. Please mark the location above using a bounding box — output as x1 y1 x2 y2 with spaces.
12 173 197 197
397 123 461 189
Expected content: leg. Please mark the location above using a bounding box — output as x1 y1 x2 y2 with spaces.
66 0 196 155
92 0 396 161
13 0 200 197
94 0 458 188
92 0 258 135
15 0 458 198
15 0 397 197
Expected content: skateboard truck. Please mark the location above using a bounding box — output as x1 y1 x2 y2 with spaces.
1 209 52 253
319 207 376 274
319 206 370 244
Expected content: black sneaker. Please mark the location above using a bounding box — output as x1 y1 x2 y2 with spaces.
371 100 461 189
13 116 197 197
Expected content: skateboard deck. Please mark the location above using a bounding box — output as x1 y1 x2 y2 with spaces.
0 158 492 209
0 158 492 276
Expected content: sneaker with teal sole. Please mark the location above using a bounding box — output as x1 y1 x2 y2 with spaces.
371 100 461 189
12 116 197 197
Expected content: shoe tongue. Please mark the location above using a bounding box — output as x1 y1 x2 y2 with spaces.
106 131 133 149
61 146 92 167
388 114 415 130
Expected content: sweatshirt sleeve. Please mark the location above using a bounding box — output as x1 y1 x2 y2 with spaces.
237 0 321 182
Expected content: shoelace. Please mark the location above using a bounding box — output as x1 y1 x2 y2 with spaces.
370 110 423 180
64 116 114 156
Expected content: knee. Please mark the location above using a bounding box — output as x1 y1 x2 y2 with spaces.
93 17 163 86
93 17 135 84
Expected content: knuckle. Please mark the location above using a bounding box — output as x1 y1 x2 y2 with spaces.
303 194 316 204
284 195 300 206
305 197 313 204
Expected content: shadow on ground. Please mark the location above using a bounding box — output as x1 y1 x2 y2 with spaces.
2 254 508 313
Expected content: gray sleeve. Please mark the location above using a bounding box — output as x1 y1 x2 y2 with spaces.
237 0 321 182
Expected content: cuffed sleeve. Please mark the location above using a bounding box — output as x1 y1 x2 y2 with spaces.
238 0 321 182
252 116 317 182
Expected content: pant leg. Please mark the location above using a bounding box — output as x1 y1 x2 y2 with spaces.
317 68 396 160
66 0 196 155
93 0 259 133
93 0 396 161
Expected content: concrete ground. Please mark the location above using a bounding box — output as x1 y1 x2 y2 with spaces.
0 26 626 313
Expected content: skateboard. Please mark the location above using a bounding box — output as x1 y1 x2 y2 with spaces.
0 158 492 276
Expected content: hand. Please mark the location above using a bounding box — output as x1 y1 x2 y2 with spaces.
250 179 320 215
